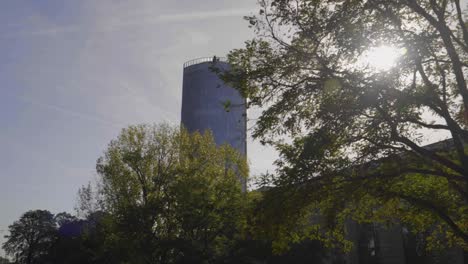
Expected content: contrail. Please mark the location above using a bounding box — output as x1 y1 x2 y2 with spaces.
17 96 127 128
157 8 253 22
3 8 253 37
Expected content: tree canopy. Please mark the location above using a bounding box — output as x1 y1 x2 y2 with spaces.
0 257 11 264
2 210 57 264
92 124 249 263
223 0 468 251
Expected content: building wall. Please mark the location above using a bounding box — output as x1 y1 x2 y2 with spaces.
181 59 247 190
375 224 406 264
345 222 466 264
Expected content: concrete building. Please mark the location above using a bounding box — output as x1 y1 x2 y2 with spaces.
181 57 247 191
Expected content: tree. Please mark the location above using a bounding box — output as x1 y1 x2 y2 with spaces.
222 0 468 251
2 209 120 264
2 210 57 264
75 183 101 219
46 211 120 264
54 212 77 228
92 124 248 263
0 257 11 264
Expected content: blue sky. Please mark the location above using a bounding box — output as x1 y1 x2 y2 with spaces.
0 0 277 254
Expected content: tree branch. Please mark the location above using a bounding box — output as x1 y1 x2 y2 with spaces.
395 192 468 243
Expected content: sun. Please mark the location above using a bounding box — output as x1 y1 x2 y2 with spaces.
360 45 406 71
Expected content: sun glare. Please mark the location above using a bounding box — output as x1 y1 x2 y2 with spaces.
360 45 406 71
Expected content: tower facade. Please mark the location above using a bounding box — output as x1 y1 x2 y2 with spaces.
181 57 247 190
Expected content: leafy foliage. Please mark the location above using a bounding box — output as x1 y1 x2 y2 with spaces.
93 123 249 263
0 257 11 264
1 209 112 264
223 0 468 251
75 183 101 219
2 210 57 264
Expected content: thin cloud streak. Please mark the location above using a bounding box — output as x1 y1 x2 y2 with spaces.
2 8 253 38
158 8 252 22
16 94 177 128
17 96 127 128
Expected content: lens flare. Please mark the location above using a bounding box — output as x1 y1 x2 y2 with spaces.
360 45 406 71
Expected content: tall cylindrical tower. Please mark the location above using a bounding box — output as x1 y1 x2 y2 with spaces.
181 57 247 190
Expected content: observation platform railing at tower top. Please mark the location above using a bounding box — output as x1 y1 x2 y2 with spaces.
183 57 228 68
